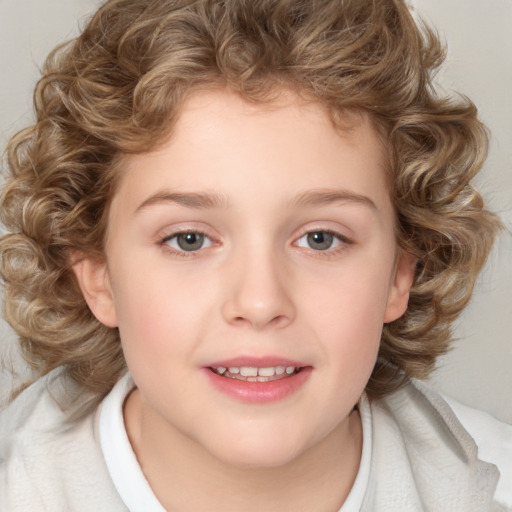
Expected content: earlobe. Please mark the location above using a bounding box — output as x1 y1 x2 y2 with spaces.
384 250 417 324
72 257 118 328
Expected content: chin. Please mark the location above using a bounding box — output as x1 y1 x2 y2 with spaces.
204 433 309 470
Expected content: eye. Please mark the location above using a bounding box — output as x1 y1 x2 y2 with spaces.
163 232 213 252
296 230 347 251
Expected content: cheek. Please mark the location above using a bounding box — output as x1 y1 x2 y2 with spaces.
112 278 200 392
111 266 216 357
306 257 393 331
303 257 393 367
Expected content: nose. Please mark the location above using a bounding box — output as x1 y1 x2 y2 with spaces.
221 248 296 330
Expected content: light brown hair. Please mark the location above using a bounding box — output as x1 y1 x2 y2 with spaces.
0 0 501 404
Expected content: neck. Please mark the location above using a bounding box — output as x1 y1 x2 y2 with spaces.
124 389 362 512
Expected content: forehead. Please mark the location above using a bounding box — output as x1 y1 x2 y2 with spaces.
172 88 382 156
112 88 391 216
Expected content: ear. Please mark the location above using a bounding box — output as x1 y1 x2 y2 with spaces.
72 257 118 328
384 250 416 323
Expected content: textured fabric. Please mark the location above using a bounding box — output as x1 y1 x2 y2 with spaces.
362 380 503 511
442 393 512 508
0 370 507 511
0 371 127 511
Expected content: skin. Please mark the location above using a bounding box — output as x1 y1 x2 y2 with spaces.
74 89 415 511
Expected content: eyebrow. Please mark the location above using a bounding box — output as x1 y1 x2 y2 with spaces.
135 191 230 212
135 188 377 213
290 189 378 211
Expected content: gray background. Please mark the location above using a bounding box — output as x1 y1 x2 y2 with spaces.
0 0 511 422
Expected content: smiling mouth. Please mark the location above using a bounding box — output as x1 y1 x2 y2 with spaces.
209 366 302 382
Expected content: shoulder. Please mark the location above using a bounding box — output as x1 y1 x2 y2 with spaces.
364 379 509 512
0 370 68 435
441 391 512 509
0 370 127 511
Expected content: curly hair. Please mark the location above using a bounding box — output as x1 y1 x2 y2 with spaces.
0 0 501 403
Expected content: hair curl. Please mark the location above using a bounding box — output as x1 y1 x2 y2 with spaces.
0 0 501 403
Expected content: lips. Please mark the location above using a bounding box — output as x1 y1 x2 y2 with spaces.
203 356 312 403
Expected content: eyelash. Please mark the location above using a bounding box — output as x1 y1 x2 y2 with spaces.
158 228 353 259
294 228 353 257
159 229 216 259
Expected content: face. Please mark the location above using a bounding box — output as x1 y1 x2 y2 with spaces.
77 89 414 469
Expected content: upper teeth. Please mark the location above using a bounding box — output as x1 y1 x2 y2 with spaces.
216 366 297 377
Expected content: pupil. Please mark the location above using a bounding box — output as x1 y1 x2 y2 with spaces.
307 231 333 250
177 233 204 251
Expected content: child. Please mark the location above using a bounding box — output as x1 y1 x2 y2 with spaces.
0 0 510 510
